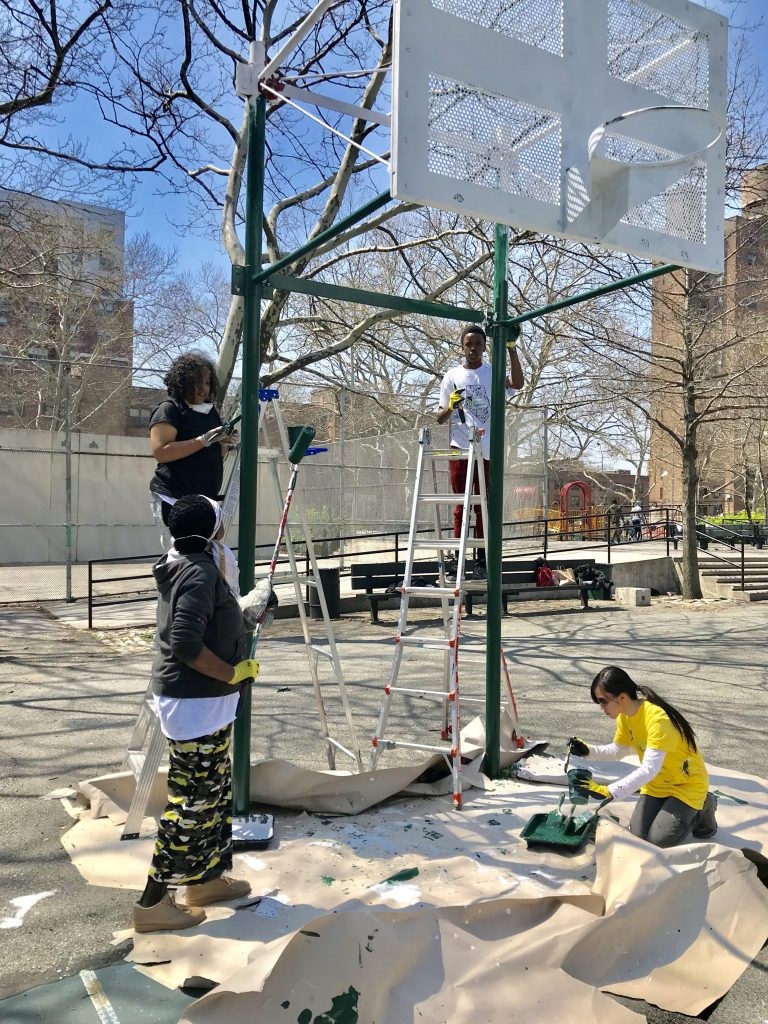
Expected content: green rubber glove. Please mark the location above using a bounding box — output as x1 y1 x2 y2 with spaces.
568 769 611 802
230 658 260 685
448 388 465 411
567 737 590 757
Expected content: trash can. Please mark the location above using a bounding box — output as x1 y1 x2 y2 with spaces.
308 566 340 620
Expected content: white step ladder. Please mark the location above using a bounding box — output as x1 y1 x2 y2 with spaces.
370 425 507 808
120 388 362 840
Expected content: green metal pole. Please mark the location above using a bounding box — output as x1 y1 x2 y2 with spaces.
233 94 266 816
497 262 679 329
253 190 393 286
485 224 508 779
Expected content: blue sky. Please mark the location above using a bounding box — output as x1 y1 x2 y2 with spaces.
41 0 767 277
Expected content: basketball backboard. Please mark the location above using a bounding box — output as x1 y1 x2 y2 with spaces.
391 0 728 274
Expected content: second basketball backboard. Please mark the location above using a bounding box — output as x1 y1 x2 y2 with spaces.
391 0 728 273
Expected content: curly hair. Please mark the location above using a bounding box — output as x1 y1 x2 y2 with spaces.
163 352 219 405
168 494 217 554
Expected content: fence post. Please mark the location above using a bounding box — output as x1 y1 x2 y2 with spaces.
87 560 93 629
741 538 745 591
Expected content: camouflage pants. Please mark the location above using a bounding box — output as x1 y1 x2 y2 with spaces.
149 725 233 886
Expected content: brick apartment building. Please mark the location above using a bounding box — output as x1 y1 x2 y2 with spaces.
648 166 768 516
0 189 144 436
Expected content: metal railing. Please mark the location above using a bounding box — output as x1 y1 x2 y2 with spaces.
85 509 680 627
694 519 746 592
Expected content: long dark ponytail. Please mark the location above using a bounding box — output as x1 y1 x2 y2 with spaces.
590 666 698 752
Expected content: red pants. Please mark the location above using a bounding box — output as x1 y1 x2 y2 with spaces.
449 454 491 539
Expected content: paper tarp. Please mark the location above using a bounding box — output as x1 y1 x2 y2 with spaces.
64 752 768 1022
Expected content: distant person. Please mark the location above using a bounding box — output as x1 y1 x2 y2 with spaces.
567 665 718 848
629 502 644 542
607 498 622 544
149 352 237 550
436 325 524 581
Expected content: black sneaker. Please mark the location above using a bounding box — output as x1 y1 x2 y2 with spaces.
692 792 718 839
443 557 458 583
472 562 487 581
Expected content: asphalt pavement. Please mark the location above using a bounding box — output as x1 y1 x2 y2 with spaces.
1 597 766 1023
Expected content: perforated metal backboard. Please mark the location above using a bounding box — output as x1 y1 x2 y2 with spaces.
391 0 728 273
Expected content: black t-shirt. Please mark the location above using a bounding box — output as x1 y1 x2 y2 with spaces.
149 399 224 500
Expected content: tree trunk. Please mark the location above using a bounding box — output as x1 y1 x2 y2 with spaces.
679 431 703 599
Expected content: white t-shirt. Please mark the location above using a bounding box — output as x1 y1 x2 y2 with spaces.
153 692 240 741
439 363 515 460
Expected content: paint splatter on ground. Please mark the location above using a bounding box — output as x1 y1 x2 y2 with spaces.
0 891 56 930
296 986 359 1023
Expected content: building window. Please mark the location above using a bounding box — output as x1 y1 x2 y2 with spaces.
129 407 152 426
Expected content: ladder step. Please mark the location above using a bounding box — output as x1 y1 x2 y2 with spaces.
397 635 455 650
412 539 486 551
386 685 456 700
418 494 463 503
373 738 456 755
425 449 470 460
124 752 147 775
402 586 460 597
269 571 315 586
310 644 334 660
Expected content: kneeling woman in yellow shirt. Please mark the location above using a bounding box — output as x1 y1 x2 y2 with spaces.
568 665 718 848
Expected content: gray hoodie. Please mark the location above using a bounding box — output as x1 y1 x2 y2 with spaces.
151 550 247 699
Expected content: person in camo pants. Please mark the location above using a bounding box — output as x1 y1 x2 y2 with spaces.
132 495 259 933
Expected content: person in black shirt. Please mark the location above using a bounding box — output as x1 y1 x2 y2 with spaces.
149 352 236 547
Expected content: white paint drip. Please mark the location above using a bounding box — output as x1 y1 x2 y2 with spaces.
240 854 268 871
252 892 291 919
369 882 422 908
80 970 121 1024
0 890 56 929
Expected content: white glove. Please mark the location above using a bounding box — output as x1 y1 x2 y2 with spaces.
197 425 228 448
239 579 275 626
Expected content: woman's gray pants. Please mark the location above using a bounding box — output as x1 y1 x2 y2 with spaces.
630 792 718 848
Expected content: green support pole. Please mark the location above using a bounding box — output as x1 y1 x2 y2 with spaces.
233 94 266 816
485 224 508 779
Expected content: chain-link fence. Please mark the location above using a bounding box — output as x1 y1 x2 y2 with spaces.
0 405 548 603
293 407 548 548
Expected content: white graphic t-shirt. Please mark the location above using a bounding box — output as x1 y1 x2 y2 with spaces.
439 363 515 460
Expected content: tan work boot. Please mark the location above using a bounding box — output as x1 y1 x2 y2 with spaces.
132 893 206 933
186 875 252 907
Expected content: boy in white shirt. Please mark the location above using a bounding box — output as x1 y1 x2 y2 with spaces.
436 325 524 580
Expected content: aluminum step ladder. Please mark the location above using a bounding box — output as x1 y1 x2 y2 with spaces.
370 424 505 808
120 388 362 840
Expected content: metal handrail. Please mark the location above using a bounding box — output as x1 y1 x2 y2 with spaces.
84 505 689 628
694 520 745 591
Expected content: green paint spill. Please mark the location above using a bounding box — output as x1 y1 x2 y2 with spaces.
381 867 419 884
322 876 336 886
499 847 509 855
297 987 359 1024
712 789 748 805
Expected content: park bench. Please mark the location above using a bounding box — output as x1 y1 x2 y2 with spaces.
350 558 612 624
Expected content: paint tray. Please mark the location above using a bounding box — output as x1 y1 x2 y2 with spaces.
520 810 598 852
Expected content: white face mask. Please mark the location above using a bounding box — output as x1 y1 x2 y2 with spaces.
190 402 213 414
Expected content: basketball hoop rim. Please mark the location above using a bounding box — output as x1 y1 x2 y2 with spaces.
588 105 725 171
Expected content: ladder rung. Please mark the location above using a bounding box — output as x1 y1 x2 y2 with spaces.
418 494 463 503
257 448 283 460
270 571 314 586
374 738 457 755
425 449 470 459
402 586 459 597
310 644 334 660
397 635 455 650
412 539 486 551
327 737 357 760
386 685 455 700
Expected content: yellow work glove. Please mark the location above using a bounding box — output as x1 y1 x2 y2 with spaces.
567 737 590 757
229 658 260 685
448 388 465 411
570 772 611 802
